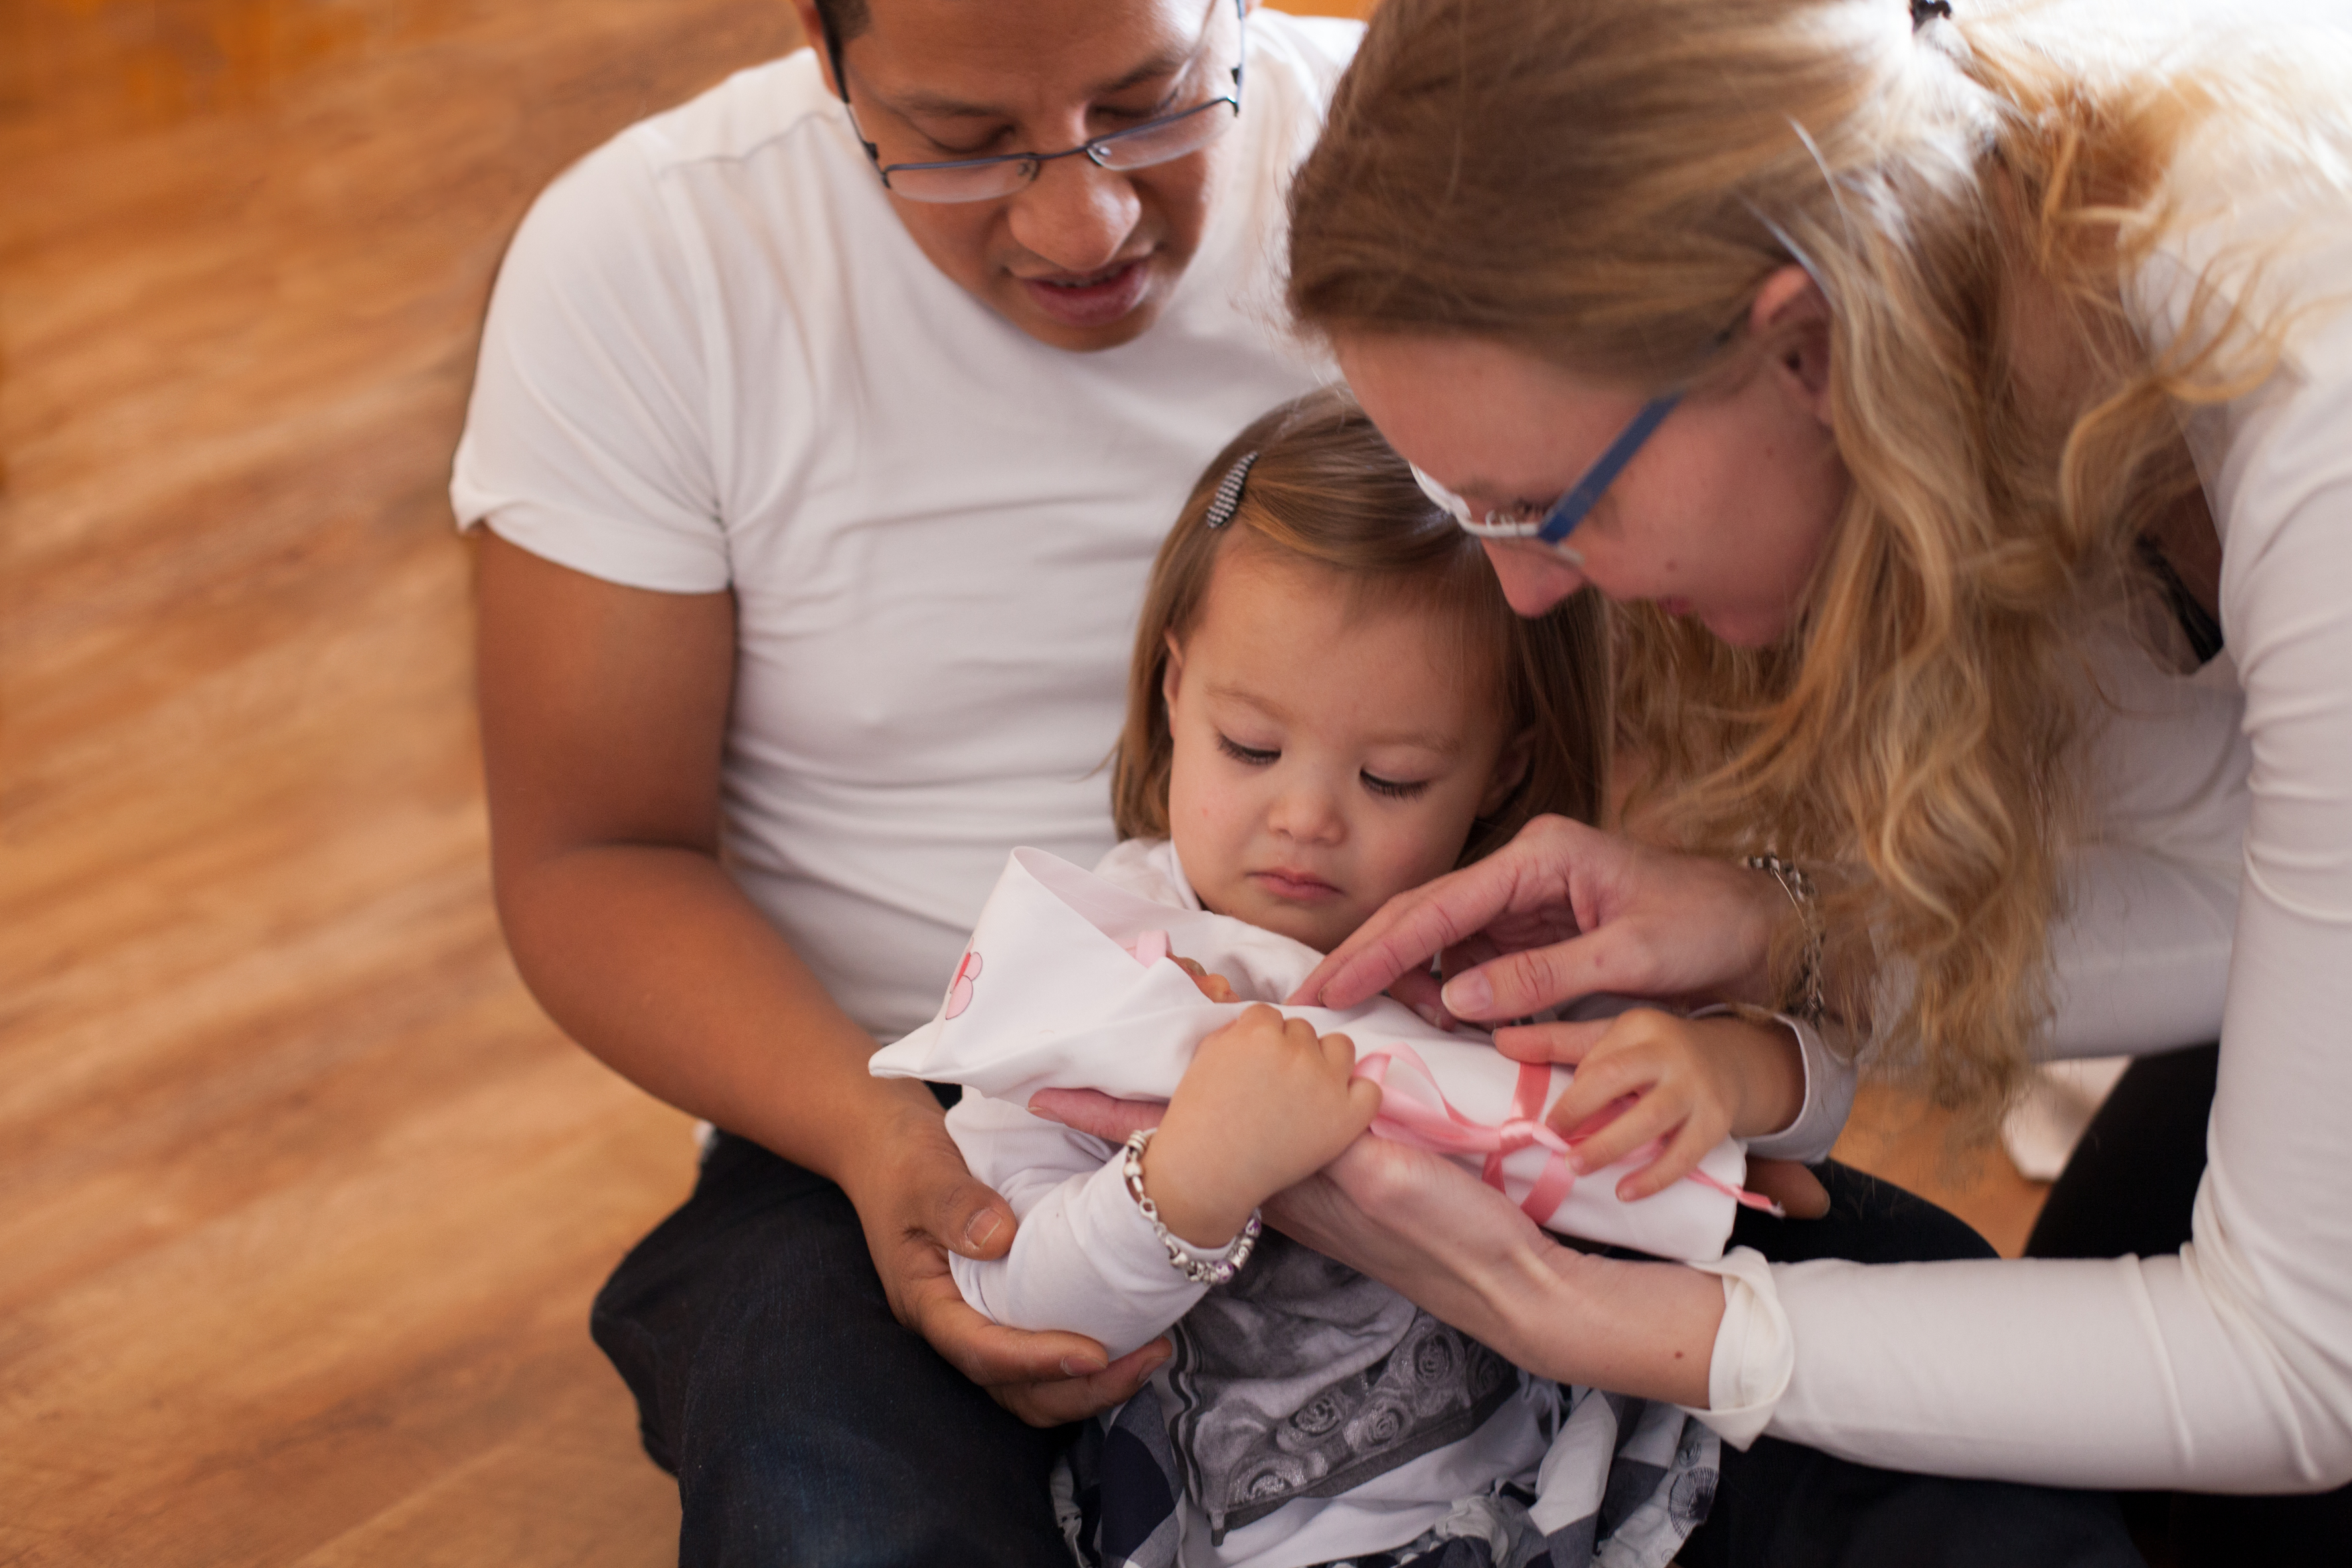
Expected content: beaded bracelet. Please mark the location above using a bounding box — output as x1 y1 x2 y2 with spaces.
1746 852 1826 1025
1120 1129 1261 1286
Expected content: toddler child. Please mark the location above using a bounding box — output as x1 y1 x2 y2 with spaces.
905 390 1849 1568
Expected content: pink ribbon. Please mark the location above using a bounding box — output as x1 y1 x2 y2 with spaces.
1123 933 1778 1223
1353 1044 1781 1223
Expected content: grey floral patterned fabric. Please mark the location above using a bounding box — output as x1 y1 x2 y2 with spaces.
1052 1233 1717 1568
1166 1233 1522 1540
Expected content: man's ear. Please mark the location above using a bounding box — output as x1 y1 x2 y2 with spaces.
1161 631 1188 718
791 0 840 96
1749 263 1835 428
1479 728 1535 817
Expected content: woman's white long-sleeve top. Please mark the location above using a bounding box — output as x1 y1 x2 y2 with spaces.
1710 108 2352 1491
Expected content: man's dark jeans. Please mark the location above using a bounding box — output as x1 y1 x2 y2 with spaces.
591 1127 1068 1567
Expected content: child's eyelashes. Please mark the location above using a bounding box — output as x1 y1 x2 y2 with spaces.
1360 771 1431 801
1215 733 1433 800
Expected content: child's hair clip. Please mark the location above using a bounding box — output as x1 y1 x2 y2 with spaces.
1202 451 1259 530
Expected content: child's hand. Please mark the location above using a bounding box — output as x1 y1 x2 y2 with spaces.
1142 1004 1383 1248
1494 1009 1802 1202
1170 954 1239 1004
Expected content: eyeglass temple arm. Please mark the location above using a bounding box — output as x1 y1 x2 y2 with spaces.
814 8 892 182
1538 390 1683 544
815 7 851 105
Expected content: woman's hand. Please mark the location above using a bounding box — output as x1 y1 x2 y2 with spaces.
1288 815 1788 1024
1265 1134 1721 1407
839 1096 1168 1427
1500 1009 1804 1202
1266 1134 1551 1344
1027 1087 1166 1143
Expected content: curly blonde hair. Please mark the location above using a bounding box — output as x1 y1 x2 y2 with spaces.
1111 388 1611 866
1287 0 2345 1124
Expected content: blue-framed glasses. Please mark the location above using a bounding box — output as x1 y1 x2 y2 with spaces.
821 0 1245 206
1410 390 1684 567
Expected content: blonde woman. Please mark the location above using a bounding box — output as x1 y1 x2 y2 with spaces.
1257 0 2352 1561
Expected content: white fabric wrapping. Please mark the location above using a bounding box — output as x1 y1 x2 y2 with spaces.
872 848 1745 1263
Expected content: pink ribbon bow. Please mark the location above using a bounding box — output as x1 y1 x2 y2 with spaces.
1354 1044 1780 1223
1121 930 1777 1226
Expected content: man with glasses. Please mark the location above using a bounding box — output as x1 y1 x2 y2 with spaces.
451 0 1358 1560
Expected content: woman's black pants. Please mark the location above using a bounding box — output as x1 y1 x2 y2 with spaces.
2027 1042 2352 1567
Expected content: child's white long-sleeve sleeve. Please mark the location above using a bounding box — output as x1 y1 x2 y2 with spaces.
1693 1009 1853 1165
945 1090 1247 1359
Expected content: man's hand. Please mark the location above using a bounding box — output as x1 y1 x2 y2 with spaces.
842 1095 1168 1425
1027 1087 1167 1144
1745 1158 1832 1219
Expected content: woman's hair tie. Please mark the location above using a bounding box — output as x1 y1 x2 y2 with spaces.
1911 0 1952 28
1202 451 1259 529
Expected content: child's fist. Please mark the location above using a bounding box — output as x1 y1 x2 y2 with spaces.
1495 1009 1800 1202
1144 1005 1382 1246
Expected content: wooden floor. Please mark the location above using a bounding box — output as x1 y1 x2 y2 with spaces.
1 3 799 1562
0 4 2040 1563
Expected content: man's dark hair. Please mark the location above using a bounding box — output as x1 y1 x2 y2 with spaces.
813 0 870 44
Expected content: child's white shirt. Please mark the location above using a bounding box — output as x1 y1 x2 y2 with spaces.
947 840 1560 1568
941 838 1803 1567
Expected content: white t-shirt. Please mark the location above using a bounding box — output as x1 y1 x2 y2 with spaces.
450 12 1359 1040
1707 98 2352 1492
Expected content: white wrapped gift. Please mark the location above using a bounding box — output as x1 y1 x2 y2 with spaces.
872 847 1755 1263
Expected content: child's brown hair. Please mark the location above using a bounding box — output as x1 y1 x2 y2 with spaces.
1111 387 1610 866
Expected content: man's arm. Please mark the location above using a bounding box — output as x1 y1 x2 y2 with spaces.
475 532 1164 1421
